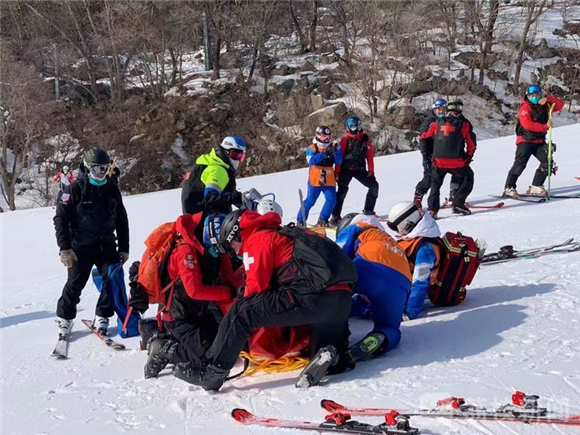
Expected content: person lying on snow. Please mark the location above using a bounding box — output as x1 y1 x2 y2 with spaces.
173 209 357 391
335 213 411 360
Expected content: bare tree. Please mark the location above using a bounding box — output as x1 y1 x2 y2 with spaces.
0 52 50 211
513 0 548 91
464 0 500 85
288 1 319 54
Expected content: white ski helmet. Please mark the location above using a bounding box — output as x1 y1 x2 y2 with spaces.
386 201 424 236
62 165 70 173
255 198 283 218
219 136 247 171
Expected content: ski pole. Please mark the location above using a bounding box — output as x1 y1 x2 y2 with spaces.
547 103 555 199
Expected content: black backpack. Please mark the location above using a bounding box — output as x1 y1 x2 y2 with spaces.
276 224 357 294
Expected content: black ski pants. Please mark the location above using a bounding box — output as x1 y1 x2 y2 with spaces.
207 289 352 371
333 170 379 218
505 142 549 189
165 311 220 367
415 161 460 198
56 243 119 320
428 165 474 213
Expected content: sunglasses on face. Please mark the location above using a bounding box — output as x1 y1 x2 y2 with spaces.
227 149 246 162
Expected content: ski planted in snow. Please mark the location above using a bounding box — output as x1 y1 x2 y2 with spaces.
81 319 126 350
481 238 579 265
232 408 420 435
490 194 546 203
50 336 69 359
321 392 580 427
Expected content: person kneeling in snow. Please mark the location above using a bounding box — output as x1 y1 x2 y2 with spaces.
386 201 441 320
335 214 411 360
134 213 238 379
174 209 356 391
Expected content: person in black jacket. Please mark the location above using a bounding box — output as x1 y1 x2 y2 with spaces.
53 149 129 338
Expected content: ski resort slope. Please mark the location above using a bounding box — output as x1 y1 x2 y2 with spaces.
1 124 580 435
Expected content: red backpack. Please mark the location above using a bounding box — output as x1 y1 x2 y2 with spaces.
428 232 482 306
137 222 182 308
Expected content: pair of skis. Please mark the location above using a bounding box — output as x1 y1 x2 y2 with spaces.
51 319 126 359
233 392 580 434
481 237 580 265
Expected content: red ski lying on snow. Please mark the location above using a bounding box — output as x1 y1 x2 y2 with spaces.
232 408 420 435
321 391 580 427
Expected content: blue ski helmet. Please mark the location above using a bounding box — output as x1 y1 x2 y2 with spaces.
526 84 542 95
432 98 448 109
346 116 362 133
203 213 226 257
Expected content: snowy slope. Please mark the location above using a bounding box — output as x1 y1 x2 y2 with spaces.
1 124 580 435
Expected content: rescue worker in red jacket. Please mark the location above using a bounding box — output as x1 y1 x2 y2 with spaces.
504 85 564 197
174 210 355 391
138 213 237 379
421 100 476 217
331 116 379 223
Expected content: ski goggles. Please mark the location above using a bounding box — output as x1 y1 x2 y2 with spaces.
316 134 332 144
346 119 361 131
227 149 246 162
87 164 110 178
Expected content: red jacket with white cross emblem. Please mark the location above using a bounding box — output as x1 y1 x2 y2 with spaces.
238 211 295 297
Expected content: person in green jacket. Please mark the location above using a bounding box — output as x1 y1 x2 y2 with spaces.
181 136 247 214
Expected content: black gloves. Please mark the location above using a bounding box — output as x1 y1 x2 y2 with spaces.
129 281 149 314
222 191 243 206
128 261 140 283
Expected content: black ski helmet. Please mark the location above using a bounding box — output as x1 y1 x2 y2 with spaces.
83 149 111 167
336 212 360 236
219 208 245 252
447 100 464 113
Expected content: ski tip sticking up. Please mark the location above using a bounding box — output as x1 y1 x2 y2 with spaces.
51 337 69 359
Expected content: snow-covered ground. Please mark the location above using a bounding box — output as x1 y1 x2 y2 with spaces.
1 124 580 435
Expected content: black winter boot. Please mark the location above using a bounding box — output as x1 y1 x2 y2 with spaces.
452 205 472 215
173 362 229 391
144 338 177 379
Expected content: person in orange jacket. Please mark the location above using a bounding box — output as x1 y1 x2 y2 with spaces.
504 85 564 197
335 213 411 359
297 125 343 227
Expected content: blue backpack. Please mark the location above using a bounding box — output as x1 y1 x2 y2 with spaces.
92 263 140 338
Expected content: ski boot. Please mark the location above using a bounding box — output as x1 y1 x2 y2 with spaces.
316 218 330 228
295 344 338 388
144 338 178 379
348 331 387 362
413 191 424 208
329 215 342 226
452 204 471 215
526 185 548 196
138 318 162 351
92 316 109 336
173 361 229 391
56 318 73 339
503 187 520 198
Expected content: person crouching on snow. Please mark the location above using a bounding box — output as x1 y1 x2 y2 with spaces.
335 213 411 361
297 125 342 228
386 201 442 320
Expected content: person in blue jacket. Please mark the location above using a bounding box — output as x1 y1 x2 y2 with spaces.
336 213 411 361
297 126 342 227
386 201 442 320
